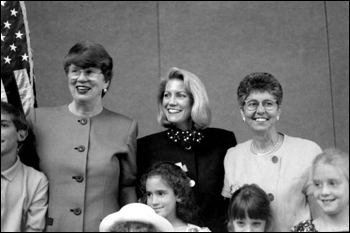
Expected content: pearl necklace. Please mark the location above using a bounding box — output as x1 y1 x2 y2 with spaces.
251 134 282 156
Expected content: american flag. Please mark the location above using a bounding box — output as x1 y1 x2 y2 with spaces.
1 1 36 115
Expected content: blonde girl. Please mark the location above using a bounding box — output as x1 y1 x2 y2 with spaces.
291 148 349 232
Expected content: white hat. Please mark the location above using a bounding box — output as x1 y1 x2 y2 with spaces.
99 203 174 232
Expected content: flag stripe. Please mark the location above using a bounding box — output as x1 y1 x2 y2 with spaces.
1 79 8 102
1 73 24 113
20 1 34 85
14 69 35 114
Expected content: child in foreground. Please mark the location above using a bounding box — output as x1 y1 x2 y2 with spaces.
140 162 210 232
291 148 349 232
1 101 48 232
227 183 273 232
99 202 174 232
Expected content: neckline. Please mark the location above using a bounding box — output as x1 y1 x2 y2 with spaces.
68 102 104 118
251 133 283 156
166 126 204 150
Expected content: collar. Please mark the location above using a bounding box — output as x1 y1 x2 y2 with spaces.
1 156 22 182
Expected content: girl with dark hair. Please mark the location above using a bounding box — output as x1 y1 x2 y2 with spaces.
227 184 273 232
140 162 210 232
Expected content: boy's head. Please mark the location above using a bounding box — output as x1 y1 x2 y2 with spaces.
1 101 28 156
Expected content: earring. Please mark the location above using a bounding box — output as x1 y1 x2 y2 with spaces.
277 115 280 121
103 88 108 94
242 117 246 122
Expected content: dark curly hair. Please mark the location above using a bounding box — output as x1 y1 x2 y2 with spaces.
139 162 200 225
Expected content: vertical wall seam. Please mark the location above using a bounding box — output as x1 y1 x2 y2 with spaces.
324 1 337 148
156 1 163 133
156 1 161 79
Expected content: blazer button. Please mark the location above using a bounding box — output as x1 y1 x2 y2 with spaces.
71 208 82 215
79 118 87 125
272 156 279 164
75 146 85 152
73 176 84 183
268 193 275 201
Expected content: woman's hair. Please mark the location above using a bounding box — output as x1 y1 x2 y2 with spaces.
227 184 274 232
112 222 157 232
157 67 211 130
311 148 349 182
1 101 29 132
63 41 113 97
237 72 283 109
139 162 200 225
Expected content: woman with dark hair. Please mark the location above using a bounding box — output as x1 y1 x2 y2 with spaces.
222 72 322 231
140 162 210 232
28 41 138 231
137 67 237 231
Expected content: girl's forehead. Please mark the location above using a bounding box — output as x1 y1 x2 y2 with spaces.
313 163 346 179
146 175 170 188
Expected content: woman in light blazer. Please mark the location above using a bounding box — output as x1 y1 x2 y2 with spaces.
28 41 138 232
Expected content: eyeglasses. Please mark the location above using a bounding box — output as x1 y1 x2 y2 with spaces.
244 99 278 111
69 67 102 78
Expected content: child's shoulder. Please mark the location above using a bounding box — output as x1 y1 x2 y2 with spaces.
291 219 317 232
21 162 48 184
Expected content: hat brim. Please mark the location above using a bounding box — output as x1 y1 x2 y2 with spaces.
99 203 174 232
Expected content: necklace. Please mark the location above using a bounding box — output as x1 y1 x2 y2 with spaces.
251 133 282 156
166 127 204 150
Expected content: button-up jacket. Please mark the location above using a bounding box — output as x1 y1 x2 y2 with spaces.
29 105 138 232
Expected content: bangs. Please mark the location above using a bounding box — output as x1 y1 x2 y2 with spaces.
230 197 269 221
65 52 101 69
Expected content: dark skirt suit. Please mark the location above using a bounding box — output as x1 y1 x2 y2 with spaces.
137 128 237 232
29 105 138 232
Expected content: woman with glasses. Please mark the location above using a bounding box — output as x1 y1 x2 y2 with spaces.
221 72 322 232
28 41 138 231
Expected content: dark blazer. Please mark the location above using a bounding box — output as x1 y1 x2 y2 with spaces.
137 127 237 232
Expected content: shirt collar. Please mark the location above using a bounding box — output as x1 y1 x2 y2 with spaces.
1 156 22 182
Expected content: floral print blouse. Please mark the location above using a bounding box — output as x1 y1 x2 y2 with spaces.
291 220 317 232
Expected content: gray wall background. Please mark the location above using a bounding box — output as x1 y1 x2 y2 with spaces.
25 1 349 152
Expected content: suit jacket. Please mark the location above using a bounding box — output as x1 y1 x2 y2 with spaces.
29 105 138 232
137 128 237 232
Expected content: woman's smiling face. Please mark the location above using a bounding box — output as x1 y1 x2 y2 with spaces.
162 79 192 131
240 91 280 133
68 64 109 104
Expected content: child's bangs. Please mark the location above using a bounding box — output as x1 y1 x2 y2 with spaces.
232 199 268 221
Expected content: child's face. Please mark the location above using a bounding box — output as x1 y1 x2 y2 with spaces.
145 175 180 221
313 163 349 216
232 215 266 232
1 113 22 157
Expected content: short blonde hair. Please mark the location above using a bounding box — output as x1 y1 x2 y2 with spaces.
312 148 349 181
157 67 211 130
